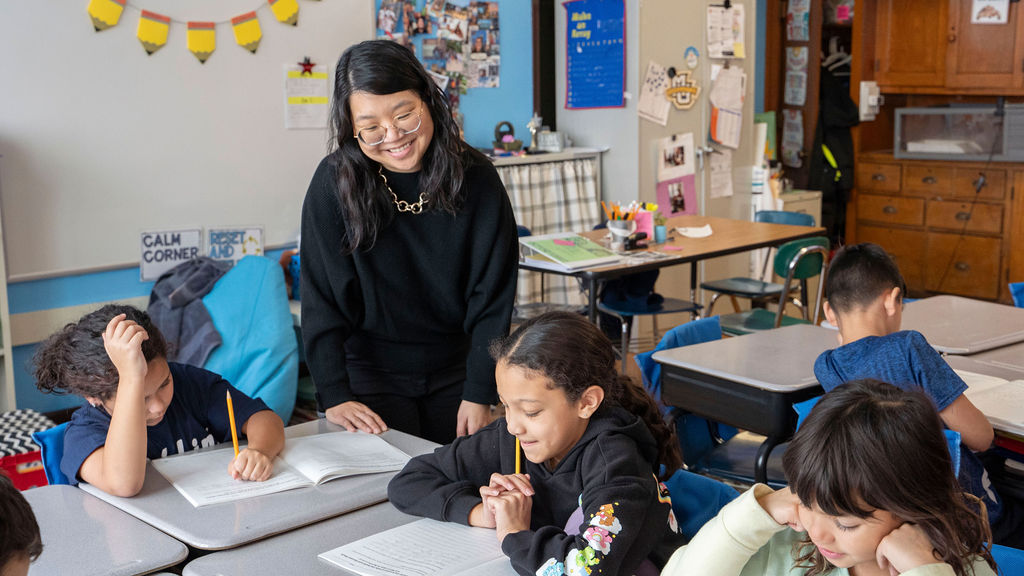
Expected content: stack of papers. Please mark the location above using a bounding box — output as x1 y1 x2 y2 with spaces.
520 233 620 271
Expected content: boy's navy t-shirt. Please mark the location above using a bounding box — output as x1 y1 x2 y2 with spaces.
61 362 269 485
814 329 1002 523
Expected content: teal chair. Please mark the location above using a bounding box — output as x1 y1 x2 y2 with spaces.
31 422 70 485
718 237 830 336
701 211 816 317
203 256 299 424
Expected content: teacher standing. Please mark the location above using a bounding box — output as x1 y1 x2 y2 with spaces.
300 40 518 444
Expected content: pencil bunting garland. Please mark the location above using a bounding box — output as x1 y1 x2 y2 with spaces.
83 0 319 62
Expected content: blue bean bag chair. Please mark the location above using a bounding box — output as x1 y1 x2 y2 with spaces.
203 256 298 424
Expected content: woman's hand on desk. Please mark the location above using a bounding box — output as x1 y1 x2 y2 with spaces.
457 400 491 437
229 448 275 482
325 401 388 434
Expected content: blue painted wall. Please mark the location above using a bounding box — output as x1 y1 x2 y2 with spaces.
374 1 534 149
9 248 293 412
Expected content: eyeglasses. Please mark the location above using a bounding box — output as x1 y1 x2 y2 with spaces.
355 104 424 146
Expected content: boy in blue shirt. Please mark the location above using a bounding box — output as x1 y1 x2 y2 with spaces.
814 242 1022 546
33 305 284 497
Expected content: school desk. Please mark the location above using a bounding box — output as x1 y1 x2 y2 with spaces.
79 420 438 550
24 484 188 576
902 295 1024 355
182 501 418 576
945 354 1024 438
652 324 834 483
519 214 826 322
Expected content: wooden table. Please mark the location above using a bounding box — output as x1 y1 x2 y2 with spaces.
520 215 825 321
24 485 188 576
80 420 437 550
902 295 1024 355
652 324 834 483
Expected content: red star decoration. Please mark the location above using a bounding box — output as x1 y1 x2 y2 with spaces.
298 57 315 75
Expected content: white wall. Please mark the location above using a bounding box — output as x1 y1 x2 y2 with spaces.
0 1 372 280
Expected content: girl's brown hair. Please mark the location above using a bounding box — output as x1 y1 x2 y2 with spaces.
783 379 995 576
33 304 168 401
490 311 681 479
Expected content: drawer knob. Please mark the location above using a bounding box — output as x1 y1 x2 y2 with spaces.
882 205 898 214
955 211 971 222
922 176 937 185
872 173 886 182
955 262 970 272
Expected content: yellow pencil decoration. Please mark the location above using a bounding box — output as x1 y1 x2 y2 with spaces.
87 0 125 31
515 437 521 474
268 0 299 26
226 390 240 458
137 10 170 55
187 21 216 64
231 11 262 53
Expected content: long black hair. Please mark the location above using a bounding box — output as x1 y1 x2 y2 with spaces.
784 379 995 576
490 312 682 480
328 40 489 254
33 304 168 401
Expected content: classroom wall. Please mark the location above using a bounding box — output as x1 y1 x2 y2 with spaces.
1 1 532 412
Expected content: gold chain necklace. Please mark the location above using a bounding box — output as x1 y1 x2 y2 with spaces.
378 166 428 215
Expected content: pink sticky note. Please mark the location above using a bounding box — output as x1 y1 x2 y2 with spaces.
553 239 575 246
663 245 684 251
836 5 850 20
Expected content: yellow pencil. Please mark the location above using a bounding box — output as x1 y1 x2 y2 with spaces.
515 437 521 474
226 390 239 457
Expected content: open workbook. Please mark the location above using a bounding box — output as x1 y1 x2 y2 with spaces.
151 431 410 507
318 518 517 576
955 369 1024 435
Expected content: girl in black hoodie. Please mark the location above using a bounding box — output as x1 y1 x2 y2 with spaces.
388 312 685 576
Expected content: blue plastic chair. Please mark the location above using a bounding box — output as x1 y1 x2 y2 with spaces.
993 543 1024 575
662 468 739 539
635 317 739 469
701 211 816 317
30 422 70 486
203 256 299 424
1011 282 1024 308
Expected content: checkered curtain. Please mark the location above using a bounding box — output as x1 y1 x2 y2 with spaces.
497 157 601 306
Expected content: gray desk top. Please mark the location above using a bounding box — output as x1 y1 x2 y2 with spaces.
24 485 187 576
958 340 1024 373
652 324 837 392
80 420 438 550
183 501 418 576
945 352 1024 383
902 295 1024 355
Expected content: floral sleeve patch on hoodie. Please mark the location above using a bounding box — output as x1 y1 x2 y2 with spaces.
535 502 622 576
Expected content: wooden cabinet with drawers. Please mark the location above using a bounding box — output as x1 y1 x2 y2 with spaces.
854 152 1018 301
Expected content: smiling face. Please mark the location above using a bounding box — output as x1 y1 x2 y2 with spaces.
798 500 902 572
496 361 598 470
349 89 434 173
95 358 174 427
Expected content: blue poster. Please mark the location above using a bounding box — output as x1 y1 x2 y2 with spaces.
564 0 625 109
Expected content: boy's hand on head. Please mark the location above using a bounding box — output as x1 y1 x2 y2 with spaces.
228 448 275 482
102 314 150 382
758 487 804 531
875 523 939 575
490 490 532 543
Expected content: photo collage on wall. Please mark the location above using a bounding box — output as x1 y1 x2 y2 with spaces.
376 1 500 90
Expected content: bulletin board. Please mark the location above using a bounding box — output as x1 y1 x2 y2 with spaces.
0 1 371 280
564 0 625 109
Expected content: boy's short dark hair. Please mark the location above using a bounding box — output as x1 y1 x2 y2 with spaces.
824 243 907 314
0 473 43 568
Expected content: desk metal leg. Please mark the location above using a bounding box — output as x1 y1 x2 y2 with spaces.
587 277 599 323
755 436 784 485
690 261 700 320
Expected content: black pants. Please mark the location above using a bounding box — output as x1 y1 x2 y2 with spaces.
347 360 466 445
